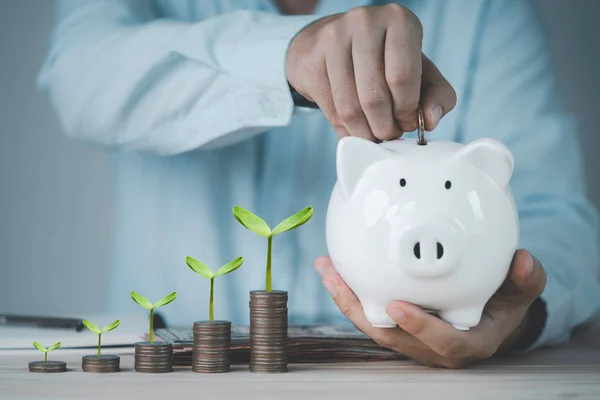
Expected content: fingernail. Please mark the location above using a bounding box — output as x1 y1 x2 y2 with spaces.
431 105 443 128
525 252 534 277
388 307 407 323
323 280 337 297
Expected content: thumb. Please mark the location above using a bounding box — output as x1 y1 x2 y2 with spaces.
420 54 457 131
506 249 547 301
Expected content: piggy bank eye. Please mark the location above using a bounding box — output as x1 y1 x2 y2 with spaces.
445 180 452 189
400 178 407 187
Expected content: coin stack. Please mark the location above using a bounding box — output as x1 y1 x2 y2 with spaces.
249 290 288 373
28 361 67 373
192 320 231 373
134 342 173 373
82 355 120 373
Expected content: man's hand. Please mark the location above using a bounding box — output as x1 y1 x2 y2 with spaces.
315 249 547 368
286 4 457 141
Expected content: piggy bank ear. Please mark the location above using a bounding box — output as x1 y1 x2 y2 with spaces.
336 137 389 198
455 138 514 188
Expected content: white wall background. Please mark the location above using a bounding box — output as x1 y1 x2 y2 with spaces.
1 0 599 317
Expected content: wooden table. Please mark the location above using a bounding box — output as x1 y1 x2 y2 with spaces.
2 323 600 400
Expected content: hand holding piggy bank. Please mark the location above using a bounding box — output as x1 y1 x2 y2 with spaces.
326 137 518 330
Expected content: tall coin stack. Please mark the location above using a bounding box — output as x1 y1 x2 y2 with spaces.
134 342 174 373
192 320 231 373
249 290 288 373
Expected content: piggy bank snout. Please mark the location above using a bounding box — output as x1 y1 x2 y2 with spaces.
396 220 465 279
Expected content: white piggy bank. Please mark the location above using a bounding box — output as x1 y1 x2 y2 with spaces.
326 137 519 330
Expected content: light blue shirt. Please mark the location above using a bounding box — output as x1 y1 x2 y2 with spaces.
38 0 600 349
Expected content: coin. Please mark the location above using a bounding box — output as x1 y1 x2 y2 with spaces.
249 290 288 373
28 361 67 373
417 104 427 145
134 341 173 373
82 355 120 373
192 320 231 373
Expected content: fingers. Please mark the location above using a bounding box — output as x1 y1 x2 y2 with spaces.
351 10 401 140
314 256 447 363
419 54 457 131
309 68 351 139
314 256 379 335
384 5 423 133
386 302 496 363
325 27 375 141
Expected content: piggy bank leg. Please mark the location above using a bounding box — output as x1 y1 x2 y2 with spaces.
439 306 485 331
362 301 396 328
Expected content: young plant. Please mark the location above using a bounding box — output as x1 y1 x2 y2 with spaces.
130 291 177 344
186 256 244 321
82 319 120 356
33 341 61 364
233 206 314 292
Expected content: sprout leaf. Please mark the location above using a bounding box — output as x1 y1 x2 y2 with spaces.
47 342 62 351
130 292 153 310
153 292 177 309
233 206 271 237
186 256 213 279
213 257 244 277
33 342 47 353
101 320 120 333
271 207 314 236
83 320 101 334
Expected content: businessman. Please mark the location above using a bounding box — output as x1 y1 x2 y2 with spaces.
38 0 600 368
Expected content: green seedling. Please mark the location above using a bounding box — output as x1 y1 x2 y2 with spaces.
233 206 314 292
130 291 177 344
82 319 120 356
186 256 244 321
33 341 61 364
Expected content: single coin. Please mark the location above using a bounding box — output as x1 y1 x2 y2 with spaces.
82 355 120 373
29 361 67 373
417 104 427 146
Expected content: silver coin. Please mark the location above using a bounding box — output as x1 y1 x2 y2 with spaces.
417 104 427 145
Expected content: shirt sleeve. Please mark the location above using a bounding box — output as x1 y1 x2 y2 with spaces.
37 0 322 155
460 0 600 348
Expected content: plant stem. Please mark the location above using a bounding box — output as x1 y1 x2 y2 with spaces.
98 333 102 357
149 309 154 344
44 352 47 364
209 277 215 321
266 236 273 292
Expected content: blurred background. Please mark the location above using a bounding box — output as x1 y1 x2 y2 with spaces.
1 0 599 317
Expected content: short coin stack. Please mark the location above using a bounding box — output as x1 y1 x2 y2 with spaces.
192 320 231 373
28 361 67 373
249 290 288 373
82 355 120 373
134 342 173 373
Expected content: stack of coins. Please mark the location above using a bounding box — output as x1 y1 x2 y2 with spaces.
134 342 173 373
28 361 67 373
82 355 120 373
249 290 288 373
192 320 231 373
